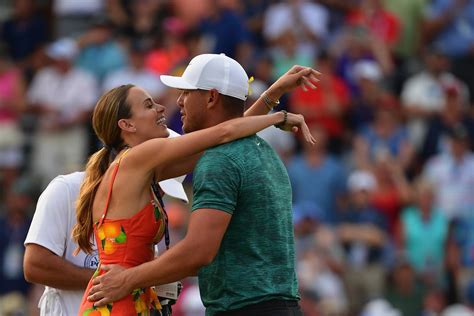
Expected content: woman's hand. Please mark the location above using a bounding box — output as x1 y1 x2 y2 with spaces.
266 65 321 100
276 111 316 145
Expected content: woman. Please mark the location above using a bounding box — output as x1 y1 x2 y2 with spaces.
73 73 317 315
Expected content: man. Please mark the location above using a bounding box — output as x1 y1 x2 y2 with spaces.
23 130 189 316
88 54 320 315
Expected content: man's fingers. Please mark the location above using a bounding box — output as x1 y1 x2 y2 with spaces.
92 276 101 286
87 290 104 303
89 283 100 296
93 296 111 307
101 264 111 271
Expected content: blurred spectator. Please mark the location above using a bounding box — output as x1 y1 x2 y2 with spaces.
27 38 99 186
263 0 329 58
346 0 400 49
198 0 252 63
383 0 427 94
368 155 412 235
332 26 393 96
0 0 48 76
0 178 34 302
53 0 104 38
401 48 468 151
421 79 474 161
423 124 474 220
76 18 127 83
423 288 447 316
296 226 347 315
289 50 350 153
423 0 474 104
353 103 414 171
397 178 449 287
0 47 26 195
287 126 347 224
238 0 272 48
269 29 313 81
347 59 387 132
121 0 171 50
446 208 474 304
361 299 401 316
385 256 426 316
145 17 189 76
337 170 387 314
384 0 426 59
103 40 165 99
317 0 360 38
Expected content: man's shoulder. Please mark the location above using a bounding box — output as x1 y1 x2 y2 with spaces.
53 171 85 187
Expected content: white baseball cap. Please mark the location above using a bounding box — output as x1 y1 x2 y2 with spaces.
158 128 189 203
160 53 250 101
46 38 78 61
353 60 382 82
347 170 377 192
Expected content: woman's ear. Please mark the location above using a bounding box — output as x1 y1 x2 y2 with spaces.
118 119 136 132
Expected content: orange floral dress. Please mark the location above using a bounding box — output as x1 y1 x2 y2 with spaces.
78 153 166 316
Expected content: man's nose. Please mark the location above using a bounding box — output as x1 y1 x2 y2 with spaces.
177 93 184 107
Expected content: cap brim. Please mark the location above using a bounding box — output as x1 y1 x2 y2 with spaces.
159 177 188 203
160 75 197 90
159 128 189 203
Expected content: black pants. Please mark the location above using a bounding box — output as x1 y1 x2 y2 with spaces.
215 299 303 316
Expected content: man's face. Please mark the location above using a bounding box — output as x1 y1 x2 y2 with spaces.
177 89 208 133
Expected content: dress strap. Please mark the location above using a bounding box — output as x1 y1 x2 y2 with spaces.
98 149 130 227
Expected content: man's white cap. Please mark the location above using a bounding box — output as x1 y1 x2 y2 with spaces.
160 53 250 101
158 128 189 203
46 38 78 61
347 170 377 192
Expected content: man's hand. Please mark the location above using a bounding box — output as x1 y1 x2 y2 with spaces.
87 264 131 307
266 65 321 100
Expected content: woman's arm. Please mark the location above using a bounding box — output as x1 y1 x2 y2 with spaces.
129 111 315 180
159 66 321 179
244 66 321 117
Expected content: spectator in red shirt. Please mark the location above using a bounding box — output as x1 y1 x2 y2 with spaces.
290 51 350 153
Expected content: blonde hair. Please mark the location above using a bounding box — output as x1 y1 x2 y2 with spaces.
72 84 134 254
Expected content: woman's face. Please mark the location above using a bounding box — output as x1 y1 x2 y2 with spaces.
126 87 169 141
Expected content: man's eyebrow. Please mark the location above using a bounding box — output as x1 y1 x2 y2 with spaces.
143 97 152 104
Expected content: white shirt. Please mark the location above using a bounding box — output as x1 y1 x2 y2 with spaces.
24 172 97 316
423 152 474 219
263 1 328 56
27 67 98 125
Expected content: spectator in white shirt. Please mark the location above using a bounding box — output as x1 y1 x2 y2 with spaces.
27 38 99 187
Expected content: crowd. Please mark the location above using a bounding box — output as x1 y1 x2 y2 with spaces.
0 0 474 315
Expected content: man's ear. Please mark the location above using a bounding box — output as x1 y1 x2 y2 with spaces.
118 119 136 132
207 89 220 109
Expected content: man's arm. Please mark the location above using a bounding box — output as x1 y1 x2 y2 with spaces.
88 208 231 306
24 243 94 290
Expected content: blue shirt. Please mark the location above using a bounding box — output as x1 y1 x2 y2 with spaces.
199 10 250 59
287 155 347 223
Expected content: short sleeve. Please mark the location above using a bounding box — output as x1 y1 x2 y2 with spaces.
192 152 241 214
24 177 72 256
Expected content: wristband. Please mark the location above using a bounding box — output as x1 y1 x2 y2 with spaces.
274 110 287 129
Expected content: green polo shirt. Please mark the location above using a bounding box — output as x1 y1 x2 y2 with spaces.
192 135 299 316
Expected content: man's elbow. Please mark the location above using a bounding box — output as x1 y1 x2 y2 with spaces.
23 259 41 284
195 249 217 267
